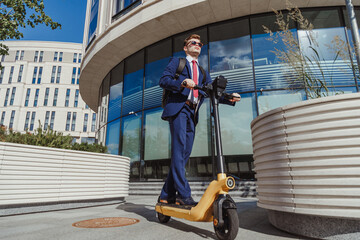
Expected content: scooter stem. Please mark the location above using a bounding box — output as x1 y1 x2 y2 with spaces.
211 90 225 174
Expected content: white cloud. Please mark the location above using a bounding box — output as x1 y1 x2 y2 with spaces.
110 83 122 101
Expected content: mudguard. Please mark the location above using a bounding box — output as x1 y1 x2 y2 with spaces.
213 194 237 228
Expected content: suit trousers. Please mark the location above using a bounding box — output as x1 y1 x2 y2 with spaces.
160 104 195 200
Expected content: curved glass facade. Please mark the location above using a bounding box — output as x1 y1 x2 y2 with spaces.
98 7 360 181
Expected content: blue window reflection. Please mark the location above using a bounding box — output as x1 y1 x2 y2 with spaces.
298 28 356 87
124 70 142 96
87 0 99 45
106 119 120 155
210 37 252 71
144 57 170 109
122 69 143 115
321 86 357 96
123 51 143 116
99 6 360 181
114 0 141 15
108 82 123 122
210 36 253 93
252 29 298 90
108 63 124 122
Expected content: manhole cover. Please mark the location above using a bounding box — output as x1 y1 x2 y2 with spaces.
72 217 140 228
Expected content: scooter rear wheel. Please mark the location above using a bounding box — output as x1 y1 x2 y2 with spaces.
157 212 171 223
214 208 239 240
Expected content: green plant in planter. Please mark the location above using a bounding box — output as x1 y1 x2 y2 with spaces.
263 1 347 99
0 122 107 153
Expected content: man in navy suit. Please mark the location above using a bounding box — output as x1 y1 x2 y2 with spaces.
159 34 240 206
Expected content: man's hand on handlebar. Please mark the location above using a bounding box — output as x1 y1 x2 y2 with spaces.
182 79 195 89
227 93 241 102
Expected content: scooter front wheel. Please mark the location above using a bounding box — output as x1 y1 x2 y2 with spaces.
214 208 239 240
157 212 171 223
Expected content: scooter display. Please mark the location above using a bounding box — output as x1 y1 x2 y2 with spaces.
155 76 240 240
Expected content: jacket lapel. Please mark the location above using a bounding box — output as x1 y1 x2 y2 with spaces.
198 65 203 86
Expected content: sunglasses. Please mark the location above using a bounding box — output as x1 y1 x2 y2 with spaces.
187 41 203 48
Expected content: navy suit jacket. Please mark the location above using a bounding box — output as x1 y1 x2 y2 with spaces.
160 57 234 125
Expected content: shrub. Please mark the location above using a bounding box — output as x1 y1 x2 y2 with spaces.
0 124 107 153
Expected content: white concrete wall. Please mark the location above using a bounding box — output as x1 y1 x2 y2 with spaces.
0 142 130 206
251 93 360 219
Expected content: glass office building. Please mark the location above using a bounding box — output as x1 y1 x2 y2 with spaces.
81 1 360 181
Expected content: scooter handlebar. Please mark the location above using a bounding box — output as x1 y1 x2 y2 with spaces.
182 81 209 91
183 81 240 100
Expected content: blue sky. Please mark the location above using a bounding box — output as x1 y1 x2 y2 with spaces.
18 0 87 43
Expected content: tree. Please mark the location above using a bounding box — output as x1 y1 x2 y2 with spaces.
0 0 61 64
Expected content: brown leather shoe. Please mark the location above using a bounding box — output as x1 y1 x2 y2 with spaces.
158 196 175 204
176 196 197 206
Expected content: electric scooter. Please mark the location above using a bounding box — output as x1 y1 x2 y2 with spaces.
155 76 240 240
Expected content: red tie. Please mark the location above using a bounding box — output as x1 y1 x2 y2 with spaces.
192 60 198 98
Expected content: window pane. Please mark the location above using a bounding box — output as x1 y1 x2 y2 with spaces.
114 0 141 15
343 8 360 88
106 119 120 155
100 74 110 125
219 93 256 155
71 112 77 131
88 0 99 44
123 50 144 115
56 66 61 83
209 18 253 92
32 67 37 84
258 90 306 115
144 108 170 160
144 39 172 109
91 113 96 132
122 113 141 178
298 27 355 87
66 112 71 131
0 67 4 83
108 62 124 122
37 67 42 84
302 9 341 29
251 13 297 90
51 66 56 83
190 99 211 157
321 86 357 95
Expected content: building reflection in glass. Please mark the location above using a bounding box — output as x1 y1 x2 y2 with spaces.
99 7 360 181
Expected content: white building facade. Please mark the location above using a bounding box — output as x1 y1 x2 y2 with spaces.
0 41 97 143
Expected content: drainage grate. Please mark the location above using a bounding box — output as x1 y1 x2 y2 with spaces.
72 217 140 228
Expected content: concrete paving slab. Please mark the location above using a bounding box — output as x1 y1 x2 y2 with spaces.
0 195 309 240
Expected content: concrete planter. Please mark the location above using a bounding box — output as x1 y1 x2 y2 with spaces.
251 93 360 239
0 142 130 211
